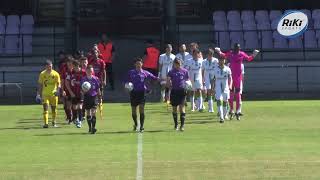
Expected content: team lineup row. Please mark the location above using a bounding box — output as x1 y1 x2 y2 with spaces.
36 43 259 134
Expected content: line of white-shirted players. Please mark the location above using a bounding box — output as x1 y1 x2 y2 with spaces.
158 43 244 121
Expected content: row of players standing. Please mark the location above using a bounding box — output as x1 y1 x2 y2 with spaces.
136 42 259 131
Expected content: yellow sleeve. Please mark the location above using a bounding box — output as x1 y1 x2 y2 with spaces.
38 73 43 84
55 72 61 86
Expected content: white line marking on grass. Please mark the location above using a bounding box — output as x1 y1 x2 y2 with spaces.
136 133 143 180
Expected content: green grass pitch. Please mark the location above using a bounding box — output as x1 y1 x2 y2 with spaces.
1 100 320 180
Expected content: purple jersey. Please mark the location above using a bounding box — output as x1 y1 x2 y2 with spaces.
168 68 189 90
81 75 100 96
127 69 158 91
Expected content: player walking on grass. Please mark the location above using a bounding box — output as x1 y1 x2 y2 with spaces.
202 49 218 113
158 44 175 103
189 49 204 112
215 43 259 120
65 61 86 128
167 58 189 131
213 57 232 123
127 58 160 133
36 60 61 128
81 65 101 134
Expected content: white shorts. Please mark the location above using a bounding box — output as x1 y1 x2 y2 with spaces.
240 80 243 94
204 77 213 90
191 80 203 90
215 89 229 101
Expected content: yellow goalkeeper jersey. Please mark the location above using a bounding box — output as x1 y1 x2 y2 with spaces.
38 69 61 96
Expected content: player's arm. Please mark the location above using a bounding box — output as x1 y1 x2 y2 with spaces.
212 76 216 92
102 62 107 86
228 73 233 90
148 71 160 82
158 56 163 78
166 75 172 88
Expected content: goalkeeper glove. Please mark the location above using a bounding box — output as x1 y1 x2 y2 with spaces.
54 87 61 96
252 49 260 57
35 95 42 104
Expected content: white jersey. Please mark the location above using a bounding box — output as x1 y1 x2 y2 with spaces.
214 66 232 94
159 53 175 79
175 52 191 68
202 58 218 89
202 58 218 80
189 58 203 90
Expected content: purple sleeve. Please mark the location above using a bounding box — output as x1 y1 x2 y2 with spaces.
185 70 189 80
96 77 101 88
80 77 85 86
147 70 158 80
127 71 132 83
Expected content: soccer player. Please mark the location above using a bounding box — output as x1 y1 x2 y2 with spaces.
158 44 175 102
36 60 61 128
89 50 106 102
81 65 101 134
213 57 232 123
167 58 189 131
63 59 75 124
80 57 88 71
215 43 259 120
65 61 86 128
127 58 159 133
175 44 192 68
202 49 218 113
89 50 106 86
189 49 204 112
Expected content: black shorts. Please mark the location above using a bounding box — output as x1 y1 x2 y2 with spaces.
71 96 83 105
83 95 99 110
130 91 146 107
170 89 187 106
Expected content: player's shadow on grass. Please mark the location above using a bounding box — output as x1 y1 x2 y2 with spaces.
34 129 168 136
185 120 219 124
0 126 45 130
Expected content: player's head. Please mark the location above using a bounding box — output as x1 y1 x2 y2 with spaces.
93 50 99 59
72 60 81 72
45 59 53 71
86 65 94 76
74 50 84 59
66 58 74 71
134 57 143 69
189 42 199 52
92 44 98 51
218 57 226 67
79 57 88 68
101 33 109 42
173 57 182 69
179 44 186 52
58 50 66 60
207 49 214 59
165 44 173 54
233 43 241 53
192 49 201 60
